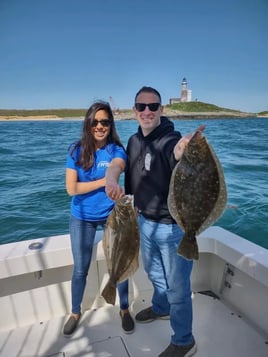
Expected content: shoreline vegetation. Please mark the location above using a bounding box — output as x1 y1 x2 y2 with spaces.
0 102 267 121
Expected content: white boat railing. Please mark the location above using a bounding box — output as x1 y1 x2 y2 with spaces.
0 226 268 335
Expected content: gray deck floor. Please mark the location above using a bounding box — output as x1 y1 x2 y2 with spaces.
0 291 267 357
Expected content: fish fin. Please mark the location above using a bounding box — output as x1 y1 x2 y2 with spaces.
177 236 199 260
101 281 117 305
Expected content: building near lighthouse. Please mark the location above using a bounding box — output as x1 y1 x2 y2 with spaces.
169 77 192 104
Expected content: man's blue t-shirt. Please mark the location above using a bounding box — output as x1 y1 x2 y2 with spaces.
66 143 127 221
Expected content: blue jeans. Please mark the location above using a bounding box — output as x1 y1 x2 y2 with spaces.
69 215 129 314
138 214 194 346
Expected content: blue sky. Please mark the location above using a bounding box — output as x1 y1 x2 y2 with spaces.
0 0 267 112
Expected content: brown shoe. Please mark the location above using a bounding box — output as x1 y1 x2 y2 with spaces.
63 314 81 336
120 311 135 334
158 340 197 357
135 306 169 323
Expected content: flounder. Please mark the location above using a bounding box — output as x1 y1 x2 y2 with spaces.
168 130 227 260
101 195 140 305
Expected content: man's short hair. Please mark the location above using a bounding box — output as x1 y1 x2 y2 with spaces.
135 86 162 103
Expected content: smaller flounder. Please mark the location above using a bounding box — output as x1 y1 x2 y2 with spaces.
101 195 140 305
168 130 227 260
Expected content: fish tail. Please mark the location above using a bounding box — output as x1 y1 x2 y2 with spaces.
177 236 199 260
101 281 117 305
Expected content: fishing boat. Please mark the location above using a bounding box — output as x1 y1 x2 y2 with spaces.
0 226 267 356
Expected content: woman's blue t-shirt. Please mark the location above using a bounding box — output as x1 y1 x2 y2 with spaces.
66 143 127 221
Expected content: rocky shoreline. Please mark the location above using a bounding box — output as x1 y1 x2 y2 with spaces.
115 109 257 120
0 110 261 121
0 115 64 121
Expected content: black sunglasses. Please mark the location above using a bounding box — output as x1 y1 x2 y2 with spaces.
135 102 161 112
92 119 112 127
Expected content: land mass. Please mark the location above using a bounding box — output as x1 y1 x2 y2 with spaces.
0 102 267 121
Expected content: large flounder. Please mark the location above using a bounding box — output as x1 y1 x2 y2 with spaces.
101 195 140 305
168 130 227 260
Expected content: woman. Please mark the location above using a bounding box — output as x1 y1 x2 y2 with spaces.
64 101 134 335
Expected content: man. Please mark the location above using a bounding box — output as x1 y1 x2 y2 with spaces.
106 86 203 357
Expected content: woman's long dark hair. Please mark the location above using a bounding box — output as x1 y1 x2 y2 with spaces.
72 101 124 170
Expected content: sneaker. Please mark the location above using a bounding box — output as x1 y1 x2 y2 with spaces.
63 314 81 336
158 340 197 357
135 306 169 323
120 311 135 334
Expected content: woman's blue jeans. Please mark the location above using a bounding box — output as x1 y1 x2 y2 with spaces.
69 215 129 314
138 214 194 346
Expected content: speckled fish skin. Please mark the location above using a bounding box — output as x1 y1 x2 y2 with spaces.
101 195 139 305
168 130 227 260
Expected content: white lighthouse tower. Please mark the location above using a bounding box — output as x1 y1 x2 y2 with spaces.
180 77 188 102
169 77 192 104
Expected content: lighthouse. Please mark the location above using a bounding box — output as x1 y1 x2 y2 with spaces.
180 77 188 102
169 77 192 104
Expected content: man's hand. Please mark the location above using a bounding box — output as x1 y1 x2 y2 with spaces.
174 125 205 161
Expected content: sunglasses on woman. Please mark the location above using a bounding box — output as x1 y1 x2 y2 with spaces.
135 102 161 112
92 119 112 127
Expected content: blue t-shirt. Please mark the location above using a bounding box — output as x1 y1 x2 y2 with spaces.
66 143 127 221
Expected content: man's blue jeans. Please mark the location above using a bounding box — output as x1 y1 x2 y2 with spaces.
138 214 194 346
70 215 129 314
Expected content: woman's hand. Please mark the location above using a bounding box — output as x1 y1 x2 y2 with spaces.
105 157 126 201
106 182 125 201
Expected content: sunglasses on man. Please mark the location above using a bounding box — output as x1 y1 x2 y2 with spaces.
92 119 112 127
135 103 161 112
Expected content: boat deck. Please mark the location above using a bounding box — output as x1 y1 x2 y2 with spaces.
1 289 267 357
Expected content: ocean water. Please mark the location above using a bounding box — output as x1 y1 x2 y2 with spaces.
0 117 267 249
